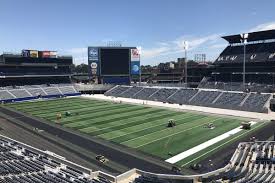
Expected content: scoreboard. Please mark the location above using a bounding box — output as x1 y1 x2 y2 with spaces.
101 48 130 75
88 47 140 78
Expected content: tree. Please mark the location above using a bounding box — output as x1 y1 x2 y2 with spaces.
72 63 89 74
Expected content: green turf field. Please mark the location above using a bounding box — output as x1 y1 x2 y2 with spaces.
6 97 249 163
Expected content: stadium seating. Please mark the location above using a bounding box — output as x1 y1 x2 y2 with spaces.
0 135 113 183
199 80 275 93
74 83 115 92
198 80 244 91
198 40 275 93
58 86 77 94
9 89 32 98
133 87 159 100
105 86 272 113
241 93 271 113
27 88 47 96
42 86 62 95
167 88 198 104
215 141 275 182
0 84 80 102
213 92 247 109
132 141 275 183
0 91 15 100
118 86 144 98
216 42 275 64
149 88 178 102
2 130 275 182
104 86 130 97
190 90 221 106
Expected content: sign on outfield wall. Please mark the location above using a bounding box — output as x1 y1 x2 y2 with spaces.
29 50 39 58
131 61 140 75
22 50 30 57
88 47 99 61
131 48 140 75
88 47 100 76
131 48 140 62
49 51 57 58
40 51 51 58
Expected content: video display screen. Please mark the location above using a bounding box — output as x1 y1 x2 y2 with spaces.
100 48 130 75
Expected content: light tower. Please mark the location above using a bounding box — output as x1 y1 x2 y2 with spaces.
183 41 189 87
240 33 249 90
137 46 142 85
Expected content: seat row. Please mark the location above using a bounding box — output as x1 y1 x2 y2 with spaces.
203 142 275 183
0 84 78 101
105 86 272 113
0 137 112 183
198 81 275 93
132 142 275 183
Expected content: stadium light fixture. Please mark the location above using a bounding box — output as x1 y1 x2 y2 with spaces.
136 46 142 54
137 46 142 85
240 33 249 91
183 41 188 87
241 33 249 39
183 41 189 50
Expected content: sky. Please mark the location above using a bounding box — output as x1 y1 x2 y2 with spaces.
0 0 275 65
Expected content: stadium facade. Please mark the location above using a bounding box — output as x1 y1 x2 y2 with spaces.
0 50 72 86
0 49 80 103
199 29 275 93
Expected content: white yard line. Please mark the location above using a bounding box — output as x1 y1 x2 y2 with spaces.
180 122 265 167
165 121 257 164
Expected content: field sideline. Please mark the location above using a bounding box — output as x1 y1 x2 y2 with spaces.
6 97 253 165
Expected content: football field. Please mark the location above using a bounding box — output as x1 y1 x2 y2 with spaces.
6 97 256 165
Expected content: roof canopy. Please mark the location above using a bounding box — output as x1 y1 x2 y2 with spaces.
222 29 275 44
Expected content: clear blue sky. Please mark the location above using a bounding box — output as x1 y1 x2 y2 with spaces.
1 0 275 65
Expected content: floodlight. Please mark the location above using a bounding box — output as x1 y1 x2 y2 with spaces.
240 33 249 39
183 41 189 50
136 46 142 54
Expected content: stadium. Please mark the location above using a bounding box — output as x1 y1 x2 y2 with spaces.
0 29 275 183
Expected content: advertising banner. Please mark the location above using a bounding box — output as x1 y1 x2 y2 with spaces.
131 61 140 75
22 50 30 57
90 61 99 75
29 50 38 58
88 47 99 76
131 49 140 62
42 51 51 58
88 47 99 61
49 51 57 58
